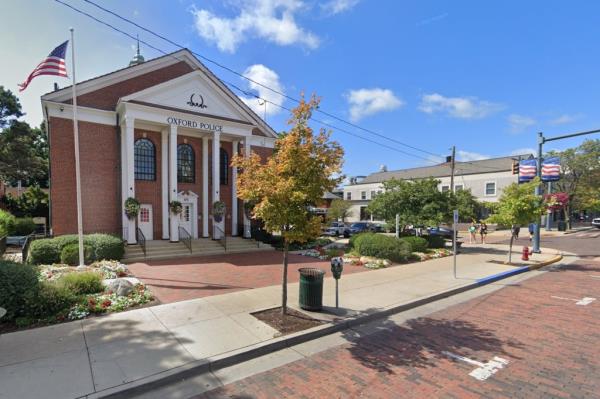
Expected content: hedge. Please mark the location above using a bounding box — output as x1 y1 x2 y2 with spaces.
0 210 15 237
10 218 36 236
59 271 104 295
400 236 428 253
24 282 78 321
0 261 40 321
352 233 411 263
60 243 94 266
28 233 124 265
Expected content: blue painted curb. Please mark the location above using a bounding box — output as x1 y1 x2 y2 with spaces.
476 266 531 285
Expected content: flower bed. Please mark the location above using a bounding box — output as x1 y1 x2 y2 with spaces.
38 260 131 282
67 283 153 320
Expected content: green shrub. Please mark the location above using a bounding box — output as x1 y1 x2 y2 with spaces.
400 236 428 253
59 271 104 295
28 238 61 265
349 232 367 248
425 234 446 249
24 281 78 319
0 261 40 321
60 243 93 266
10 218 36 236
0 210 15 237
86 234 124 261
353 233 410 263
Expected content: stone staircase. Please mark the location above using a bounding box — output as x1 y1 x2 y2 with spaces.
122 236 274 263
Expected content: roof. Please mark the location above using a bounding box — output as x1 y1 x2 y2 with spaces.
358 154 534 184
322 191 342 200
42 49 278 138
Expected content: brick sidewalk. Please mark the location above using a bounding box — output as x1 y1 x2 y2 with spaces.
126 251 369 303
196 258 600 398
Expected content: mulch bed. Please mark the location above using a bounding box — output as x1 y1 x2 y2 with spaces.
252 307 323 335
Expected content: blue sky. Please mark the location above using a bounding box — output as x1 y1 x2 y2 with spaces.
2 0 600 177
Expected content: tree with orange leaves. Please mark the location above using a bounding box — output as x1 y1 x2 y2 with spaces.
232 95 344 315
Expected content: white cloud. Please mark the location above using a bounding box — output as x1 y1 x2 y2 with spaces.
346 88 404 122
191 1 319 53
549 113 580 125
418 93 503 119
321 0 360 15
239 64 285 118
507 113 536 133
510 148 536 156
456 150 488 162
416 12 448 26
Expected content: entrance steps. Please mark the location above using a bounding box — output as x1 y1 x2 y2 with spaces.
122 236 274 263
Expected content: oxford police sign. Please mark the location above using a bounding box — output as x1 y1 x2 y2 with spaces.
167 117 223 132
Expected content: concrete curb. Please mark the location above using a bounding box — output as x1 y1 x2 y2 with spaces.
90 253 565 399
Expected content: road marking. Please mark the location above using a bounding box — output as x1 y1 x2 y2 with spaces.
551 295 596 305
442 351 509 381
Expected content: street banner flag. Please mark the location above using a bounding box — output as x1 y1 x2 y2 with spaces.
18 41 69 92
518 159 537 183
541 156 561 182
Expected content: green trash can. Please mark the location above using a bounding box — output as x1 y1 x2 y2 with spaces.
298 268 325 311
558 221 567 231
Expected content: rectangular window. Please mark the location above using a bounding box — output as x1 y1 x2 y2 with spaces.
485 182 496 196
370 190 377 199
441 185 450 192
455 185 463 192
346 192 352 200
361 191 367 200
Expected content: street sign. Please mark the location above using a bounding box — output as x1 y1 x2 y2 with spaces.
453 210 459 224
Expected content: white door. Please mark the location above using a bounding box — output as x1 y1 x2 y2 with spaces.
179 203 193 236
137 204 153 240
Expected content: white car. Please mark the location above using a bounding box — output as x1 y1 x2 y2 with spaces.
323 222 350 237
592 218 600 229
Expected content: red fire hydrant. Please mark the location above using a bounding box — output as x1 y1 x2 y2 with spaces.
522 246 531 261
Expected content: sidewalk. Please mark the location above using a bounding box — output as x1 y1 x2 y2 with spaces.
0 244 561 399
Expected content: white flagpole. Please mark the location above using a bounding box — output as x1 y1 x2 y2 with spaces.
70 27 85 267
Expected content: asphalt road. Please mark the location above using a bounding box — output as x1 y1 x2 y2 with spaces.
194 230 600 398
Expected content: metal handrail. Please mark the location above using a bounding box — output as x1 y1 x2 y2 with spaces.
178 226 192 254
21 233 38 263
136 227 147 258
214 223 227 251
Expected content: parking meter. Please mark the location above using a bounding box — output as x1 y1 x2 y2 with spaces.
331 257 343 308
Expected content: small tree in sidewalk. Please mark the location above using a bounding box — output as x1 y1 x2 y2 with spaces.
232 95 344 315
487 178 545 263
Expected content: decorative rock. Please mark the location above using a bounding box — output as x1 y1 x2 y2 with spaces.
108 278 134 296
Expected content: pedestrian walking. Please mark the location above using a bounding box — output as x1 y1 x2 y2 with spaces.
528 222 536 241
468 221 477 244
512 225 520 239
480 221 488 244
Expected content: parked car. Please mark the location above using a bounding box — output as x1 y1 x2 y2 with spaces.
592 218 600 229
348 222 377 235
323 222 350 237
427 226 456 239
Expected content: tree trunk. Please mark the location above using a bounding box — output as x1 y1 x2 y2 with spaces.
565 204 572 230
508 225 514 264
282 241 288 315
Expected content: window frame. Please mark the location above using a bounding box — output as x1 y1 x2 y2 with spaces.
177 143 195 183
361 191 367 200
346 192 352 200
484 181 497 196
441 185 450 193
454 184 464 192
220 148 229 186
134 138 156 181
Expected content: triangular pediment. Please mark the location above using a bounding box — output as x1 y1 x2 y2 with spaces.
121 71 250 123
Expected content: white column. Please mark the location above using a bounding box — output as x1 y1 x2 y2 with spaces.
169 124 179 242
212 131 222 239
202 136 209 238
161 129 169 240
120 122 128 241
124 117 136 244
243 136 251 238
231 140 239 236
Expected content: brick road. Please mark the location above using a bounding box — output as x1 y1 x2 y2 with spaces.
127 251 369 304
195 231 600 398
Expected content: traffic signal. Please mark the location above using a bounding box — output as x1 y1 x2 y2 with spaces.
512 161 519 175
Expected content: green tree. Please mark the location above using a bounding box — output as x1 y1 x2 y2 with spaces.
233 96 344 315
2 186 49 218
451 189 480 222
548 139 600 228
0 86 23 129
327 198 352 222
367 178 451 229
487 178 545 263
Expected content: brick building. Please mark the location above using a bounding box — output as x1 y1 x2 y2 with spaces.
41 49 276 244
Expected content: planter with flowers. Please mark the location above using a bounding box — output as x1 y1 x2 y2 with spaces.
213 201 226 223
169 200 183 215
124 197 141 220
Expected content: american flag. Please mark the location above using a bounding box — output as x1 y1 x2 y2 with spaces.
519 159 537 183
541 156 561 182
18 41 69 92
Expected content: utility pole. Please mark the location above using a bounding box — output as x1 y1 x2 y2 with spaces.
450 146 456 193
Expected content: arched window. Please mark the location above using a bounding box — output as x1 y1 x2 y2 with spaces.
134 138 155 180
177 144 195 183
220 148 229 185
